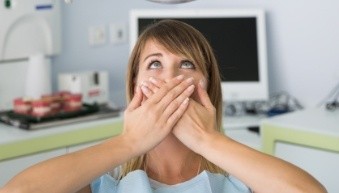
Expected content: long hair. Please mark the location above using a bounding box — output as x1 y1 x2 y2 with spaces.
122 19 224 177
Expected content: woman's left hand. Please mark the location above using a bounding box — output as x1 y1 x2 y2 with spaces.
141 77 219 153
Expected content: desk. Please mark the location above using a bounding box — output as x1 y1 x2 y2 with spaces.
261 108 339 193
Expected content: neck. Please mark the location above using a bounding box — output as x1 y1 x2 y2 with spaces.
145 134 202 184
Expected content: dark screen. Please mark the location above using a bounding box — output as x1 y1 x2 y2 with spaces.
138 18 259 82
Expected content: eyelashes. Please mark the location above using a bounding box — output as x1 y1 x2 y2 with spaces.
147 59 196 70
147 60 161 69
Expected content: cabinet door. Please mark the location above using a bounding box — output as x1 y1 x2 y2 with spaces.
0 148 65 187
276 142 339 193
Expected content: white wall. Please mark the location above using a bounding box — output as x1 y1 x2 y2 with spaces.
50 0 339 108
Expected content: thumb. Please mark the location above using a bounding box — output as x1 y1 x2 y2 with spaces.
197 79 213 108
127 85 143 111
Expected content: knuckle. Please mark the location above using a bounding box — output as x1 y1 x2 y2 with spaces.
163 83 172 91
167 91 177 100
171 100 180 108
149 109 158 119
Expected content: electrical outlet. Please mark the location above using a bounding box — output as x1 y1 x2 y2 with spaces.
88 25 106 46
109 23 127 44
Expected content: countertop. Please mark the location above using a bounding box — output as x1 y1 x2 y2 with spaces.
261 108 339 154
0 116 123 161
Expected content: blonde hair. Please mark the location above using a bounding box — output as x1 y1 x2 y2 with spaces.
122 20 224 178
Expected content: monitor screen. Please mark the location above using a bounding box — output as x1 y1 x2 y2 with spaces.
130 9 269 102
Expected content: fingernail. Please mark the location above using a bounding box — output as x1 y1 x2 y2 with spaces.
141 81 148 87
183 98 189 105
187 85 195 92
176 75 184 80
199 79 206 89
141 85 149 93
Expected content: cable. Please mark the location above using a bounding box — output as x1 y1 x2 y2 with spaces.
317 82 339 107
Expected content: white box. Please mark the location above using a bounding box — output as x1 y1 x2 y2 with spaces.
58 71 109 105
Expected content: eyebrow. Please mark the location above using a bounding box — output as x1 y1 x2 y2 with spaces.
143 53 162 62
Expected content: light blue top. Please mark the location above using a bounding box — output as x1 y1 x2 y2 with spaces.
91 170 252 193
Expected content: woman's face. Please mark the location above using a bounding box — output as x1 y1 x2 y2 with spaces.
136 39 206 101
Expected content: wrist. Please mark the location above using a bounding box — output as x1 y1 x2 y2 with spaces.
105 134 140 162
195 130 224 156
117 132 147 158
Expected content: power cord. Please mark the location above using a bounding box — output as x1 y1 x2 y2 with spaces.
318 82 339 111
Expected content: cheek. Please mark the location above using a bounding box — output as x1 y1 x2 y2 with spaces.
135 71 150 85
136 70 162 84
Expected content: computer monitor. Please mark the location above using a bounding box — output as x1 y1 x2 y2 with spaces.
129 9 269 102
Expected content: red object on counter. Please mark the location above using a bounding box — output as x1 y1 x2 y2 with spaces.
42 94 62 114
31 99 52 117
13 98 32 114
63 93 83 112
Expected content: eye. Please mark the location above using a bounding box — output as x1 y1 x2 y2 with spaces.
148 60 162 69
181 60 195 69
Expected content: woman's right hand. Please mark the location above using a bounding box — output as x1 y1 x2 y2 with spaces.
122 75 195 156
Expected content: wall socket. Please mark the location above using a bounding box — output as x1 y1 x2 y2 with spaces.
88 25 106 46
109 23 127 44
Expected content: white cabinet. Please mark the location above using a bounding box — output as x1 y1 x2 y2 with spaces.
261 108 339 193
276 142 339 193
0 148 65 187
0 117 123 187
0 140 103 187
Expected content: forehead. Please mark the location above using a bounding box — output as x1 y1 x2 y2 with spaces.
141 39 169 56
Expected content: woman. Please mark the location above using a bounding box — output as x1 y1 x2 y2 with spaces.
0 20 326 193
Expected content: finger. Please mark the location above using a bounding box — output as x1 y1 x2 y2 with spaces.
159 84 195 123
197 79 214 109
142 81 157 96
127 85 143 111
141 83 154 99
155 77 194 111
163 97 190 131
141 78 165 98
149 77 165 88
148 75 187 104
141 93 147 105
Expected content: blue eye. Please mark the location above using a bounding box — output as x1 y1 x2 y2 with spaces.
181 61 195 69
148 61 162 69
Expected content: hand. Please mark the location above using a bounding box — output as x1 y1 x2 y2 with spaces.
173 82 218 153
141 77 219 154
122 75 195 156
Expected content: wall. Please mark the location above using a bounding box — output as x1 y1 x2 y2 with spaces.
52 0 175 108
52 0 339 108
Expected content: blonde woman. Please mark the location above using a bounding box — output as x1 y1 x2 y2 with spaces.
0 20 326 193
